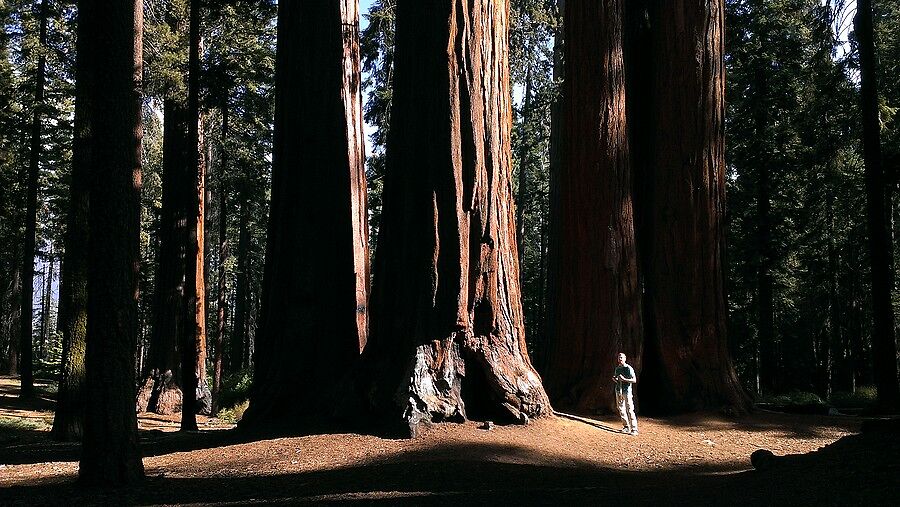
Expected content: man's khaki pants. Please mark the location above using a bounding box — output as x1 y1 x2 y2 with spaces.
616 390 637 432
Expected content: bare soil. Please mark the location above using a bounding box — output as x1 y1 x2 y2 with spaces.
0 376 896 505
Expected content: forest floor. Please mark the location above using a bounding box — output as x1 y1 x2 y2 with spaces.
0 376 897 506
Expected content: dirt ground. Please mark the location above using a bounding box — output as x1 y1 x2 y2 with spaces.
0 376 897 505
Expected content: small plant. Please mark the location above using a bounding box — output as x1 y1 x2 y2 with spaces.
217 399 249 423
215 368 253 422
829 386 878 408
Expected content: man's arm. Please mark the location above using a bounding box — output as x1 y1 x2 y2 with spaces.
620 366 637 384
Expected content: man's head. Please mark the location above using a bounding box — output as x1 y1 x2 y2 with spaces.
617 353 626 365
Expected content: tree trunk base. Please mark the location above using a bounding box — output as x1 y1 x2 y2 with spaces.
371 332 550 437
136 369 182 415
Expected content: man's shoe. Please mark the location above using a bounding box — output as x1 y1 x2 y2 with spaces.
621 427 630 434
630 429 639 436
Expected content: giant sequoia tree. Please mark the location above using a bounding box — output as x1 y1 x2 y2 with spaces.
141 0 192 416
544 0 642 413
361 0 549 435
629 0 747 413
241 0 369 429
78 0 145 484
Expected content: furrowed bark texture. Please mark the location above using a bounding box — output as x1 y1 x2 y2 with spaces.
241 0 369 429
544 0 641 414
51 0 91 439
78 0 145 485
363 0 549 435
631 0 748 414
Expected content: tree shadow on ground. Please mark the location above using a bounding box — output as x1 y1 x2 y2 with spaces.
0 427 252 466
0 377 56 413
0 434 896 506
633 410 862 439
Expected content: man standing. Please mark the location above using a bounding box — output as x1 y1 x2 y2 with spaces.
614 353 638 435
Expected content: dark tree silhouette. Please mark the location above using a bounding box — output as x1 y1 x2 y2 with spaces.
241 0 369 430
78 0 145 485
855 0 900 411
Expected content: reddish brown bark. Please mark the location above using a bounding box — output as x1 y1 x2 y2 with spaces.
361 0 549 435
78 0 145 485
181 0 204 430
629 0 748 414
543 0 642 414
240 0 369 430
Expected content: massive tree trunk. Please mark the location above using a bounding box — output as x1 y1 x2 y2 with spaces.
78 0 145 485
360 0 549 436
544 0 641 414
855 0 900 411
240 0 369 430
19 0 50 399
629 0 748 414
140 3 190 416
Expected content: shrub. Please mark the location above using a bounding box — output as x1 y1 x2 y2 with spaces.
829 386 878 408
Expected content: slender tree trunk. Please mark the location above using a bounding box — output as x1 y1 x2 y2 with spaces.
855 0 900 412
544 0 641 414
360 0 549 436
52 3 91 438
40 251 54 357
78 0 145 485
5 264 21 375
241 0 369 430
212 101 228 414
38 259 48 357
231 194 248 373
750 57 777 395
629 0 748 414
181 0 205 430
19 0 50 398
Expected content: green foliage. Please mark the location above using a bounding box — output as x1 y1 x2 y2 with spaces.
360 0 395 258
829 386 878 408
510 0 558 361
758 390 827 407
216 367 253 417
724 0 877 397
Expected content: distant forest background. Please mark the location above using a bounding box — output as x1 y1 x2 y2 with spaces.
1 0 899 410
